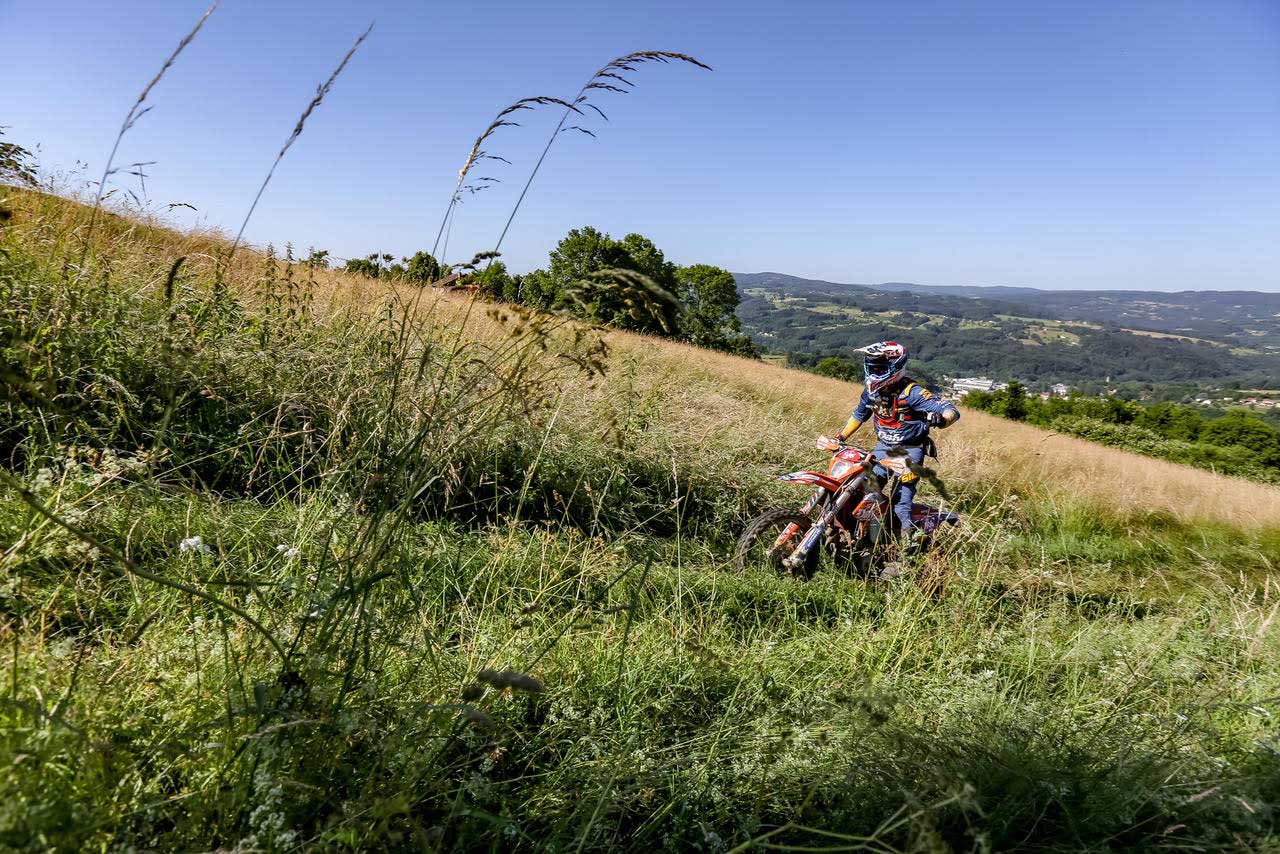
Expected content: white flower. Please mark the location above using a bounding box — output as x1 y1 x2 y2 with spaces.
179 536 213 554
276 544 300 559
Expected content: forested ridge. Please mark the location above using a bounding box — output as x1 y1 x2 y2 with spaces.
736 280 1280 391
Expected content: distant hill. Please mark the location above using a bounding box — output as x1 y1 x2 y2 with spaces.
732 272 1280 391
734 273 1280 351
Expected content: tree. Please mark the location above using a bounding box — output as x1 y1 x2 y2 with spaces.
814 356 856 381
1002 381 1028 421
474 261 512 301
676 263 753 354
343 256 381 278
517 268 559 309
618 233 678 293
548 226 630 290
546 226 675 333
502 226 756 355
403 251 441 285
1202 411 1280 466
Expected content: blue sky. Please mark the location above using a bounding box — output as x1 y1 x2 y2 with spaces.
3 0 1278 291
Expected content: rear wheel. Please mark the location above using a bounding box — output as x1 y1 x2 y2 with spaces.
734 508 815 577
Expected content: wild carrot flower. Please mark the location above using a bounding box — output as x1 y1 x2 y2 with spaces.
179 536 212 554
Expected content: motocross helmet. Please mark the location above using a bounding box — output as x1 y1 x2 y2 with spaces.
857 341 908 395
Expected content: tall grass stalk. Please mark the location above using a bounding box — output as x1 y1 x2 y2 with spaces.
492 51 711 255
223 22 374 275
78 1 218 274
430 95 580 260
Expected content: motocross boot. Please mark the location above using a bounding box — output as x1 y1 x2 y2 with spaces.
877 529 927 581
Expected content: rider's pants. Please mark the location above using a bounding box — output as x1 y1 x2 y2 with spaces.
871 443 926 535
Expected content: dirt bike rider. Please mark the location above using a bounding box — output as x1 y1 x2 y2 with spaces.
825 341 959 551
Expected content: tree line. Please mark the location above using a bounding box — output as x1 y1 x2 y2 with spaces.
341 226 758 357
964 383 1280 483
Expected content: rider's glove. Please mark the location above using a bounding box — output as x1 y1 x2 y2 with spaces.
927 412 947 428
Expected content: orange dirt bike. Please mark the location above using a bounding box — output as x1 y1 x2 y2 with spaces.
733 436 959 578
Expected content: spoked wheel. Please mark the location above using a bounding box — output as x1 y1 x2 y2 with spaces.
733 508 815 577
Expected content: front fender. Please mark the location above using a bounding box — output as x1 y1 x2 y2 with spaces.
779 471 842 492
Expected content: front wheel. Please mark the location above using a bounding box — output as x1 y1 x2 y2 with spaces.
734 507 815 577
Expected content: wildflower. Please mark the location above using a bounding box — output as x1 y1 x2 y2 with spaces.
276 544 300 559
66 541 100 562
179 536 212 554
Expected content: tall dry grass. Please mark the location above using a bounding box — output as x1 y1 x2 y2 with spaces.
23 182 1277 531
308 274 1280 531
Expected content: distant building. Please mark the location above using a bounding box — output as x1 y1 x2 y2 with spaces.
949 377 1004 397
1050 383 1070 398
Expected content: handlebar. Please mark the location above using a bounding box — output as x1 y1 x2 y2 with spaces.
813 435 950 500
814 435 907 460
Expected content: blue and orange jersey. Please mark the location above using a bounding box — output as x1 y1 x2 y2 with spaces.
850 378 958 445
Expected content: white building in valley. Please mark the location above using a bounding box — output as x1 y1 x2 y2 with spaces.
949 377 1006 397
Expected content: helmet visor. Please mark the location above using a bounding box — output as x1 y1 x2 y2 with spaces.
864 355 892 375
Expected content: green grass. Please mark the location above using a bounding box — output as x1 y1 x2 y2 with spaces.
3 193 1280 852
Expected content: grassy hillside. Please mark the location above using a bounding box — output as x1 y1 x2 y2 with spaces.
4 190 1280 852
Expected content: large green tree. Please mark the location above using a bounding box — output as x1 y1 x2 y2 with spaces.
403 251 441 285
1203 411 1280 466
473 261 512 301
541 226 677 334
676 263 758 356
510 226 756 354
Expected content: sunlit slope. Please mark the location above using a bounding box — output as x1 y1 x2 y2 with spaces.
388 290 1280 532
8 188 1280 852
13 186 1279 531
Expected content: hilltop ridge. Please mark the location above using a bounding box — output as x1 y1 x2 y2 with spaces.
735 270 1280 347
734 271 1280 391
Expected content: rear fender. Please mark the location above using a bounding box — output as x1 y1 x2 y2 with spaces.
910 503 960 534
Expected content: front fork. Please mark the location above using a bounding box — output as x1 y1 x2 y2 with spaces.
772 486 825 550
785 484 856 568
